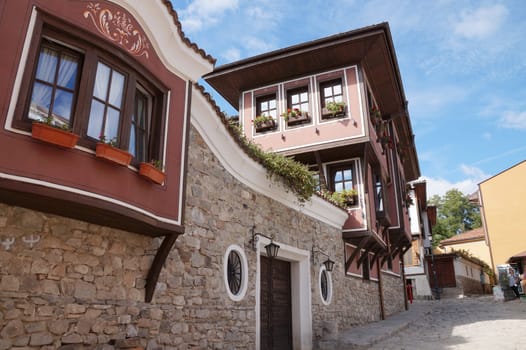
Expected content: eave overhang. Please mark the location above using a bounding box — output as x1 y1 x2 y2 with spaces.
204 22 420 179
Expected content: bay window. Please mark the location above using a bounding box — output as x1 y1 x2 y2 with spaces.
15 16 165 165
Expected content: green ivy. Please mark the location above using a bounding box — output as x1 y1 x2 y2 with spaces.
227 122 318 203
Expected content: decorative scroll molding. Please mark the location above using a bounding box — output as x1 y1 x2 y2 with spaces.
83 2 150 58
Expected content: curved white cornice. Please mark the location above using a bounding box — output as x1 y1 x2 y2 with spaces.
191 87 348 229
111 0 214 81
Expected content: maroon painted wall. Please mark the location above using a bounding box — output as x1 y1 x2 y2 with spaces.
0 1 189 234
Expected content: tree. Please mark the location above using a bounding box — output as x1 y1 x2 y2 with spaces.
428 189 482 247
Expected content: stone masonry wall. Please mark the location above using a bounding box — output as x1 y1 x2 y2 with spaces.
381 272 405 317
0 125 402 349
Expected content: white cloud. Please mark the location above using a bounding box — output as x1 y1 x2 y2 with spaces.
421 164 490 199
408 85 468 119
222 47 241 62
453 4 508 40
243 36 277 56
499 111 526 130
178 0 239 32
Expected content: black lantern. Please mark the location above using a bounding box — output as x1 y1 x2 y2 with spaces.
264 241 280 259
323 258 335 272
250 226 280 259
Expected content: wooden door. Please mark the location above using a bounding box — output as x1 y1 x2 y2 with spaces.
260 256 292 350
428 258 456 288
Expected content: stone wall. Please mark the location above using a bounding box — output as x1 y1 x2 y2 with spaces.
0 125 404 349
380 272 405 317
457 276 487 295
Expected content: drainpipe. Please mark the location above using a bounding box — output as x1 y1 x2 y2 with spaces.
377 258 385 320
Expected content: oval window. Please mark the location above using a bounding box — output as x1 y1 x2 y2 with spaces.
319 265 333 305
223 245 248 301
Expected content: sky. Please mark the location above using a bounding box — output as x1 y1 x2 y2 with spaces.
173 0 526 199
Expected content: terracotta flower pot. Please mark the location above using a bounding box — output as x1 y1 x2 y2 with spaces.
31 122 79 148
139 162 166 185
95 143 132 166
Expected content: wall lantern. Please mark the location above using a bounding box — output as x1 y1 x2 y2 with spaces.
250 226 280 259
313 248 335 272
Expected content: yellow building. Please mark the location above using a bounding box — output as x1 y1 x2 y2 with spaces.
439 227 492 266
479 160 526 275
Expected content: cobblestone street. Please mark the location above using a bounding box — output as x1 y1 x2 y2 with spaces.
369 296 526 350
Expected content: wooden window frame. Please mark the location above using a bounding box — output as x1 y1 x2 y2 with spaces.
255 93 277 119
13 12 166 166
328 163 355 193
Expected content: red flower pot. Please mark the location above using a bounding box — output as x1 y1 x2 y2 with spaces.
139 162 166 185
95 143 132 166
31 122 79 148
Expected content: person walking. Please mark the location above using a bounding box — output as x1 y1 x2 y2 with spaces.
508 267 521 298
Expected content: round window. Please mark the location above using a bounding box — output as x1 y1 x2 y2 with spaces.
319 265 333 305
223 245 248 301
227 250 242 295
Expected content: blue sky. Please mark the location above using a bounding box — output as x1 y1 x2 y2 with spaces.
173 0 526 198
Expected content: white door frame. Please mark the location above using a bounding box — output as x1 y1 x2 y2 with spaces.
255 236 312 350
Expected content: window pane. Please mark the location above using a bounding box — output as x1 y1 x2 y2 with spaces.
334 182 343 192
334 171 342 182
300 92 308 102
343 169 353 180
300 102 309 111
105 107 120 141
53 89 73 124
324 87 332 96
108 71 124 107
57 54 79 89
344 180 353 189
260 101 268 111
334 96 343 103
291 94 299 104
87 100 105 139
334 85 342 95
29 82 52 121
269 99 276 109
35 47 58 83
93 63 110 100
128 124 136 156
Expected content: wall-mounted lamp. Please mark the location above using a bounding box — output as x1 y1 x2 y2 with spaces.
250 226 280 258
312 248 335 272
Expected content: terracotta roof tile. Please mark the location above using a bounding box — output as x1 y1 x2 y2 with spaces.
161 0 216 65
439 227 485 245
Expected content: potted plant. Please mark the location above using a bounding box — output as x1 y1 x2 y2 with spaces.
281 108 309 126
370 105 382 124
31 115 79 148
322 101 346 119
253 114 277 132
139 159 166 185
95 136 132 166
329 188 359 207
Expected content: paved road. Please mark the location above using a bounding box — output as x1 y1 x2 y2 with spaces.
370 296 526 350
320 296 526 350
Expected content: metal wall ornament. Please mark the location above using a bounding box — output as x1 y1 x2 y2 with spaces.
83 2 150 58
